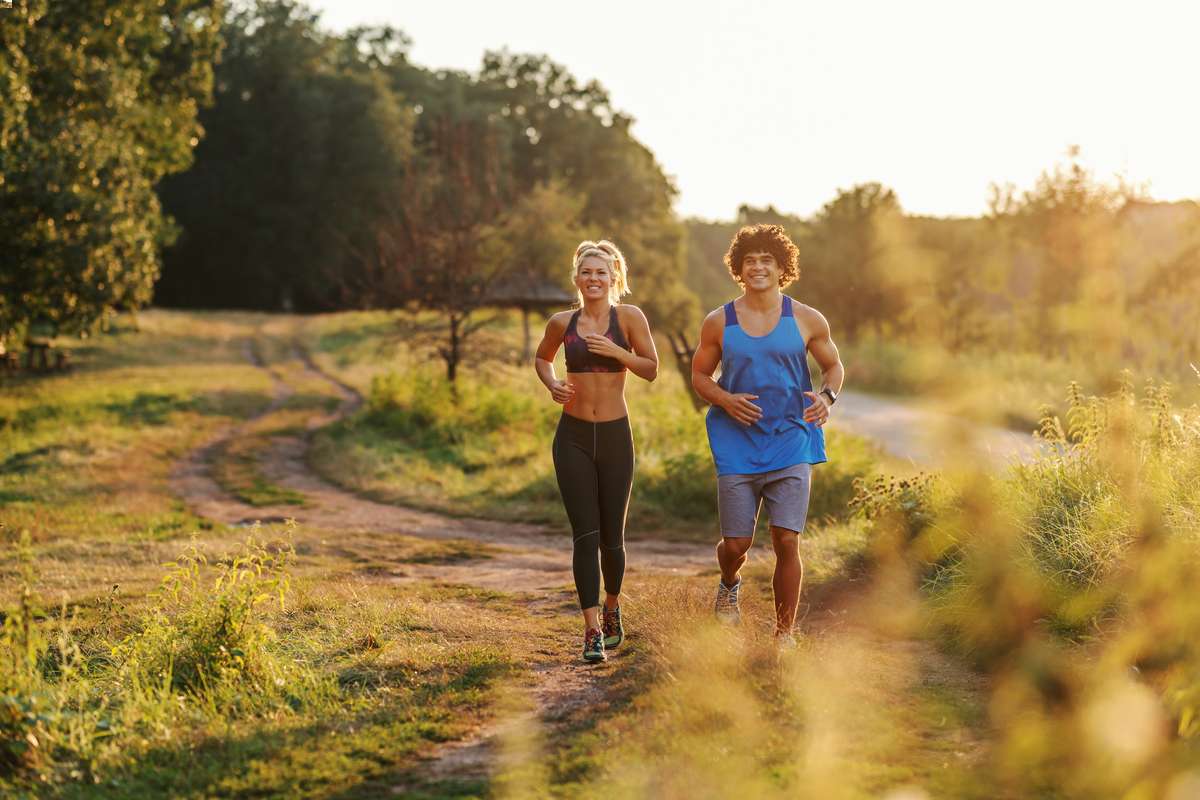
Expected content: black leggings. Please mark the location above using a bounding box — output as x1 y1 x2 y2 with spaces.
552 413 634 610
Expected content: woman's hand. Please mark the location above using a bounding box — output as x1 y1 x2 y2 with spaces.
584 334 627 362
803 391 830 427
549 379 576 405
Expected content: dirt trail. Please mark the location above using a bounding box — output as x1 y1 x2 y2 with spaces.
831 390 1042 466
170 330 995 791
169 331 714 790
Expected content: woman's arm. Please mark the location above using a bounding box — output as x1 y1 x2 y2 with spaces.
534 314 575 405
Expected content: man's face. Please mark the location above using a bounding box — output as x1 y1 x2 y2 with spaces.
740 251 779 290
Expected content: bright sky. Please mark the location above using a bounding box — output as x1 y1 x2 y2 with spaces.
309 1 1200 220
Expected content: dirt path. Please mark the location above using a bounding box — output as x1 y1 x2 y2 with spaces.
169 331 997 792
169 331 715 790
831 389 1042 466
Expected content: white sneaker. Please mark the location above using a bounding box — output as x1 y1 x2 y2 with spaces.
715 578 742 625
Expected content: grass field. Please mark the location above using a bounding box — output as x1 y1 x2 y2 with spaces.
2 309 1198 798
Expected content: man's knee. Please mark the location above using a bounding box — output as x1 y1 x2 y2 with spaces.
721 535 754 559
769 527 800 558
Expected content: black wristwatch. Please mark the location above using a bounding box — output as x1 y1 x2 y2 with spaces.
820 386 838 406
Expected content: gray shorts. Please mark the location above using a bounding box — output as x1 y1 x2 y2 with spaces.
717 463 812 538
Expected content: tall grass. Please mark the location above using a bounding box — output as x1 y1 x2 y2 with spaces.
887 377 1200 795
0 527 336 790
485 376 1200 798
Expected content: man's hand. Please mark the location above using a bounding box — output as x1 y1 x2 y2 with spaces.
803 391 830 427
722 393 762 426
549 379 576 405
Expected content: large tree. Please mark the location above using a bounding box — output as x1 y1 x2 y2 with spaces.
0 0 223 348
156 1 414 311
476 51 701 394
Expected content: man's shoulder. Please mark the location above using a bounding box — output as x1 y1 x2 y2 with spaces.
791 301 830 326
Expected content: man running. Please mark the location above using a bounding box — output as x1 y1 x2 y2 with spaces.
691 224 845 643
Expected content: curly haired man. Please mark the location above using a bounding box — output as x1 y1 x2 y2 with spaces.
690 224 845 644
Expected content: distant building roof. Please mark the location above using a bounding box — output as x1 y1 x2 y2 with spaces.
484 276 574 308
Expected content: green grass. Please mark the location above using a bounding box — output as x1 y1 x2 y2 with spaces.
0 312 274 545
10 308 1197 798
0 312 579 797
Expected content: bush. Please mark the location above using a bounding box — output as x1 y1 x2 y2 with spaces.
0 528 338 789
113 528 323 711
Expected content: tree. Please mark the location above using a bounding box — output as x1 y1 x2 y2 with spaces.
477 180 588 362
156 1 415 311
0 0 223 348
349 98 516 387
804 183 908 339
477 51 701 397
989 148 1134 355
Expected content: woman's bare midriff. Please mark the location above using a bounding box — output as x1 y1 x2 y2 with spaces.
562 372 628 422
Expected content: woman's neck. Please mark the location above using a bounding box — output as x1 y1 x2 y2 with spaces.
580 298 611 319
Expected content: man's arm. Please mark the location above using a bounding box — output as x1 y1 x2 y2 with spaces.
691 309 762 426
797 306 843 424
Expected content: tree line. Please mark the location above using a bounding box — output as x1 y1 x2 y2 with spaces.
154 1 698 387
4 1 1197 386
2 1 697 388
687 153 1200 373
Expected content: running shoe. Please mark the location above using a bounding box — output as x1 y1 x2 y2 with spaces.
583 628 607 662
602 605 624 649
714 578 742 625
775 629 799 651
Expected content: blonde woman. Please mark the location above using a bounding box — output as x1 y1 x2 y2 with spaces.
534 241 659 662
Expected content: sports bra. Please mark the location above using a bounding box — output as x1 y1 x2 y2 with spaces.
563 306 630 373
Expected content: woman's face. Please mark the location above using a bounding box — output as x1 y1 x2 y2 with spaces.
575 255 613 302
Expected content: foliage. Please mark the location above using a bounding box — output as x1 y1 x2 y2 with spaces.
804 183 911 339
0 0 223 346
112 531 303 702
847 376 1200 794
156 0 415 312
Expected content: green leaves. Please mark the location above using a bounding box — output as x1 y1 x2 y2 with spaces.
0 0 222 343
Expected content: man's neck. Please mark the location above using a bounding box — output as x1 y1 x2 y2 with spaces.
741 286 782 312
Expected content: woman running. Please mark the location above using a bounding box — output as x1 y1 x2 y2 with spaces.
534 240 659 663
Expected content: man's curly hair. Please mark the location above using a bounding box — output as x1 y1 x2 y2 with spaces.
724 224 800 288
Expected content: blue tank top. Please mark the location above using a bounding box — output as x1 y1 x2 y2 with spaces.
705 295 826 475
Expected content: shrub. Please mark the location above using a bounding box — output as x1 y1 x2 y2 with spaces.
113 530 314 709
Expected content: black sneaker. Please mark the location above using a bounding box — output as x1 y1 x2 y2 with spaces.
602 606 624 650
583 628 606 662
